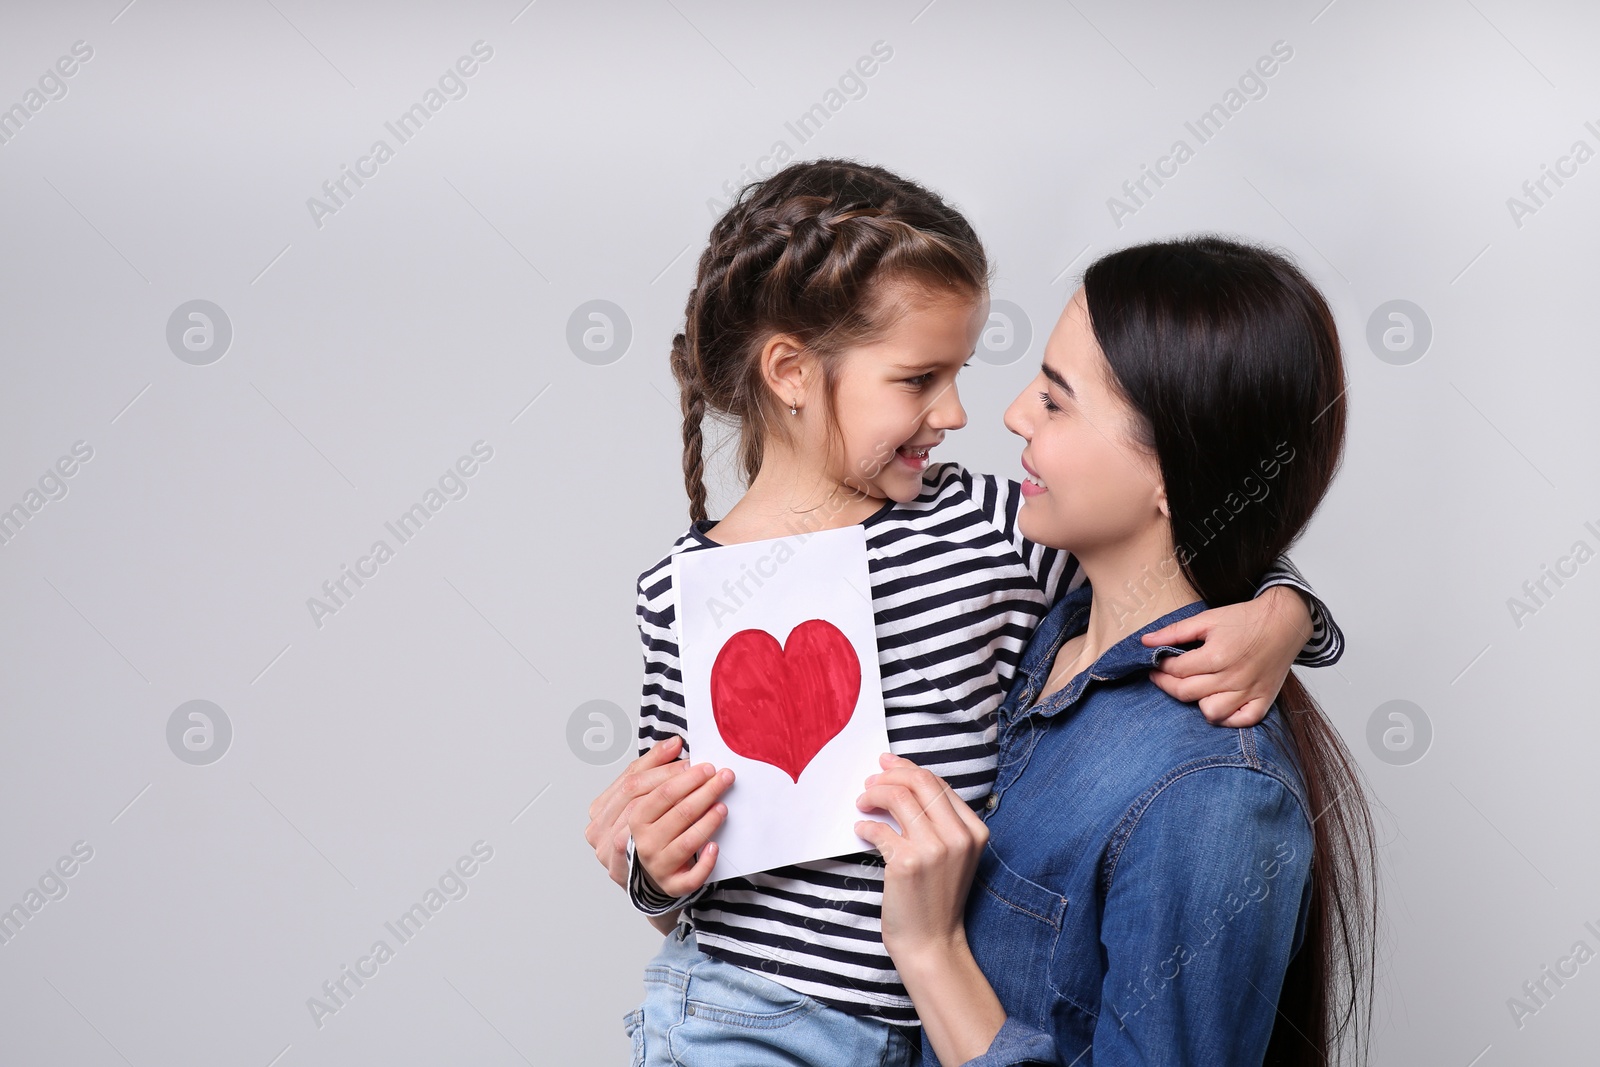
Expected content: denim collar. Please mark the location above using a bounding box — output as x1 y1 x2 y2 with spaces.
1008 581 1210 723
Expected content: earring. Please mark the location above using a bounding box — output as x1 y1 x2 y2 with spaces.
789 400 799 415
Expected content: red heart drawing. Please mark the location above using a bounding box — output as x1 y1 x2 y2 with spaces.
709 619 862 783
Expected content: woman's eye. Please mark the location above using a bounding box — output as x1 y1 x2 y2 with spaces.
1038 390 1061 413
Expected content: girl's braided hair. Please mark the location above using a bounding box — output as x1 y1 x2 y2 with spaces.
670 159 989 522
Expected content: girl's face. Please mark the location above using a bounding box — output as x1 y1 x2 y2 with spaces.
815 285 986 503
1003 287 1168 553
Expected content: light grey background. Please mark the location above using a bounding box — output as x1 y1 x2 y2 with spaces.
1 0 1595 1064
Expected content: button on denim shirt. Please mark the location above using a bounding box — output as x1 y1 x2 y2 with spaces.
929 583 1316 1067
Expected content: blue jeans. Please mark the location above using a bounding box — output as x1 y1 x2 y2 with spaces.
623 923 919 1066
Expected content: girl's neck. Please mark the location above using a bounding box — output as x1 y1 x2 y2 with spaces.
705 447 887 546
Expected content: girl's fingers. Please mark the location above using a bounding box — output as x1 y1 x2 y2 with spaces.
1146 669 1181 701
628 762 721 827
659 840 718 898
632 768 734 874
1219 697 1272 728
617 760 694 811
1197 691 1248 723
1141 614 1210 649
656 801 729 874
589 736 678 812
594 759 690 838
1151 643 1227 679
1150 670 1225 704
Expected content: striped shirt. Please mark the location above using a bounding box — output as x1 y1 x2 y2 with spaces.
625 462 1340 1026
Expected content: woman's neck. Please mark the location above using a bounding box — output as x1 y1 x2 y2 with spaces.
1071 533 1202 672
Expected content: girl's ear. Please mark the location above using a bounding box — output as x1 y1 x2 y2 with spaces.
760 333 813 411
1156 483 1171 519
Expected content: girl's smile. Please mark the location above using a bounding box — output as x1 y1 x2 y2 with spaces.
895 441 940 473
1019 454 1048 496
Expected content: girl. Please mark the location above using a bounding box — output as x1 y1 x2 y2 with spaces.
583 161 1342 1065
855 236 1376 1066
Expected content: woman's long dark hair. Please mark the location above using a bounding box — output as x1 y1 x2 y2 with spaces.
1083 236 1376 1066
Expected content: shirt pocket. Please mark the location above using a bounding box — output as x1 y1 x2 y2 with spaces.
967 850 1069 1027
622 1007 644 1067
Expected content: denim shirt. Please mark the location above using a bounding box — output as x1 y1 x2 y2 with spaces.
927 583 1316 1067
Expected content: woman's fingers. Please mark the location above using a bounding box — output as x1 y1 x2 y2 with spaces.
856 783 939 842
858 761 970 843
853 818 903 862
948 786 991 843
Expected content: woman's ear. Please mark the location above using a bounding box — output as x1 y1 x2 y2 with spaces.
760 333 812 412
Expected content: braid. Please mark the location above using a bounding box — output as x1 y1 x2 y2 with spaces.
669 330 709 524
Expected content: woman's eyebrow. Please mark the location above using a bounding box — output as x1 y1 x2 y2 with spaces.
1041 363 1076 398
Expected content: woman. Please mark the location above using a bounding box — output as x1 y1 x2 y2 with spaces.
855 236 1377 1065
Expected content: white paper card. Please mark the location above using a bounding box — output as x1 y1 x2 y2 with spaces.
673 524 896 883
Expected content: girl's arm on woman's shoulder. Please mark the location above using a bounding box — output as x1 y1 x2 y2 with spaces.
1142 555 1341 727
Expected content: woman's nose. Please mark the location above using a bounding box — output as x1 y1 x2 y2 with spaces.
1003 391 1030 439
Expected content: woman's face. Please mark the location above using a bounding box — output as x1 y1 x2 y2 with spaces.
1002 287 1168 555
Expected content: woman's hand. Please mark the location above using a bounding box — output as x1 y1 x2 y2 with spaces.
854 753 988 961
584 736 692 888
1142 585 1312 727
856 753 1010 1064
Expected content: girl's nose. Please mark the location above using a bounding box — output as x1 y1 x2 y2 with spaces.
928 382 968 431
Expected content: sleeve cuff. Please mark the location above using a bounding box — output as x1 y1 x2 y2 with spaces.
956 1016 1064 1067
1255 558 1344 668
625 835 709 916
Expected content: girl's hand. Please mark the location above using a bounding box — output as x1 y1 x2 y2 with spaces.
628 759 735 899
1142 585 1312 727
854 753 988 962
584 736 691 888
